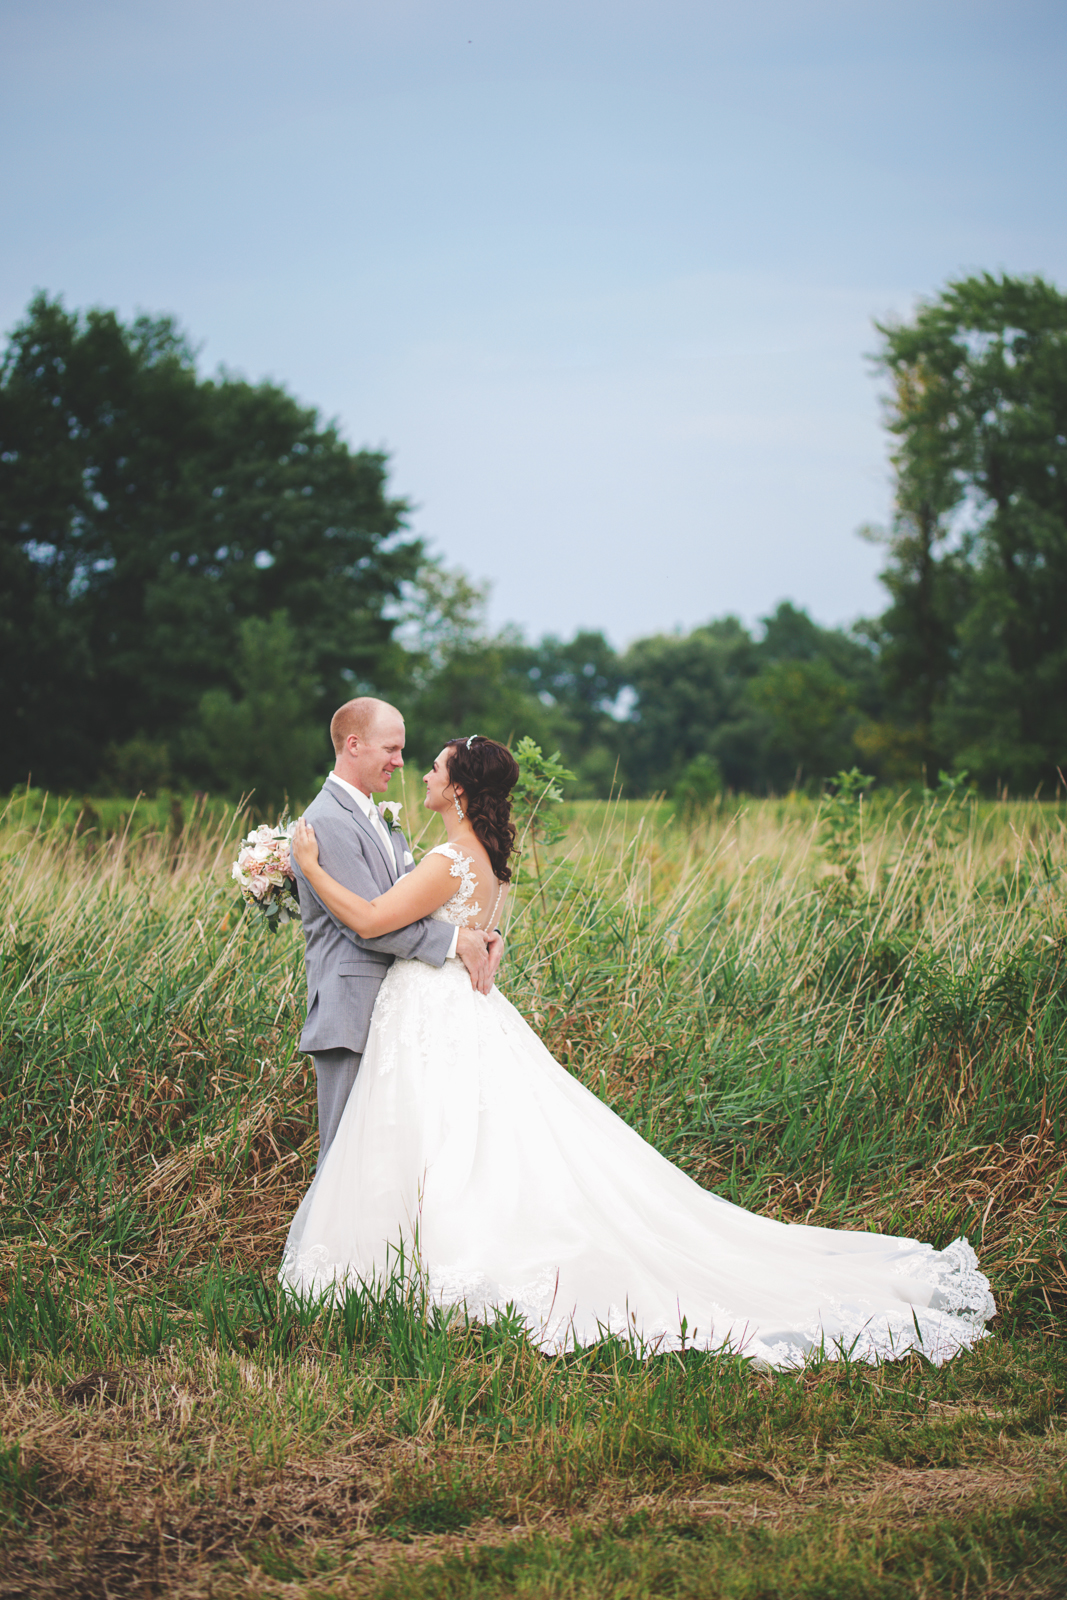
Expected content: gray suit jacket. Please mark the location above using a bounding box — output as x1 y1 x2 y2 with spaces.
293 780 454 1055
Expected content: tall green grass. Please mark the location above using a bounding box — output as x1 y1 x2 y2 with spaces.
1 779 1064 1597
2 778 1065 1332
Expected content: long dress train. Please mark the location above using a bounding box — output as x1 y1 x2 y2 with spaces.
280 844 995 1368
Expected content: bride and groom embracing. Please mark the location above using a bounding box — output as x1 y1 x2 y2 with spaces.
281 696 996 1369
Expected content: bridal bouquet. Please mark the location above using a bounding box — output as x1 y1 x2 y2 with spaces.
231 822 301 929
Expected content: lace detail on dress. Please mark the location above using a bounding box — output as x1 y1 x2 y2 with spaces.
427 842 482 928
424 1244 997 1365
281 1241 994 1369
368 952 471 1077
428 844 502 934
892 1236 996 1321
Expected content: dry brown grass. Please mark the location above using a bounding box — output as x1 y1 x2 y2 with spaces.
1 1354 1063 1599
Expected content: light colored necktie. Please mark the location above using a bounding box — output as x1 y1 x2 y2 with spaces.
367 803 396 874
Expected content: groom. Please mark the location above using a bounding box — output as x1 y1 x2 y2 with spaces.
292 696 503 1162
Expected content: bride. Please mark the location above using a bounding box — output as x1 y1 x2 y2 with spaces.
282 735 995 1369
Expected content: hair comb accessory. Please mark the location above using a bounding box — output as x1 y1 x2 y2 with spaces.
466 733 481 749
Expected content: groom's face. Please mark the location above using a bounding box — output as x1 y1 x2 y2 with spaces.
349 711 406 796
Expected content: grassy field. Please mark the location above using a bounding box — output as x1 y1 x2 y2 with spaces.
1 778 1065 1598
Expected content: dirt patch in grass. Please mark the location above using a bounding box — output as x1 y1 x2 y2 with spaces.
1 1397 1062 1600
849 1462 1040 1519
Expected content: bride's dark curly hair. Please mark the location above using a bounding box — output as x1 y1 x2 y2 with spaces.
444 736 520 882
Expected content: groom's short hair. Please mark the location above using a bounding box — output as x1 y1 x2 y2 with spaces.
330 696 399 754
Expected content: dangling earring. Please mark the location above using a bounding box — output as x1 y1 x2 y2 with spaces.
453 793 464 821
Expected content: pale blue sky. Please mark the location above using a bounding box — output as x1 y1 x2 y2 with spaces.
3 0 1065 643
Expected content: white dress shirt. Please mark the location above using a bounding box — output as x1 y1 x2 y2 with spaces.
327 772 458 959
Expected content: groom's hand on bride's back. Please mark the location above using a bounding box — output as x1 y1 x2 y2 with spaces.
456 928 494 995
485 929 504 988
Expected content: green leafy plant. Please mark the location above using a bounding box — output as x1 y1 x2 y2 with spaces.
817 767 876 905
671 753 723 819
510 737 575 896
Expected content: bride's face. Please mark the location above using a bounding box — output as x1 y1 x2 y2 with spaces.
423 747 461 813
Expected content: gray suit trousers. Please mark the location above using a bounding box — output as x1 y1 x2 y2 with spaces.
312 1047 361 1166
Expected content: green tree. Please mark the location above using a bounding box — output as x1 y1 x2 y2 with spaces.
750 603 881 787
393 563 556 767
671 752 723 816
864 327 973 778
188 611 326 809
517 630 624 794
0 294 419 791
391 568 624 791
874 273 1067 789
620 618 767 794
749 658 855 786
617 606 880 796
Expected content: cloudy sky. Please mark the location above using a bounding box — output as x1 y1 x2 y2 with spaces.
3 0 1065 643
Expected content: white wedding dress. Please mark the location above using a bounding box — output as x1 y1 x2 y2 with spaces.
280 844 995 1368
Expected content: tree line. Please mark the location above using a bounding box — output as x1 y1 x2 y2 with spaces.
2 274 1065 806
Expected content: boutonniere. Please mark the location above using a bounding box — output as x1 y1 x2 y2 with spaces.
379 801 403 833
